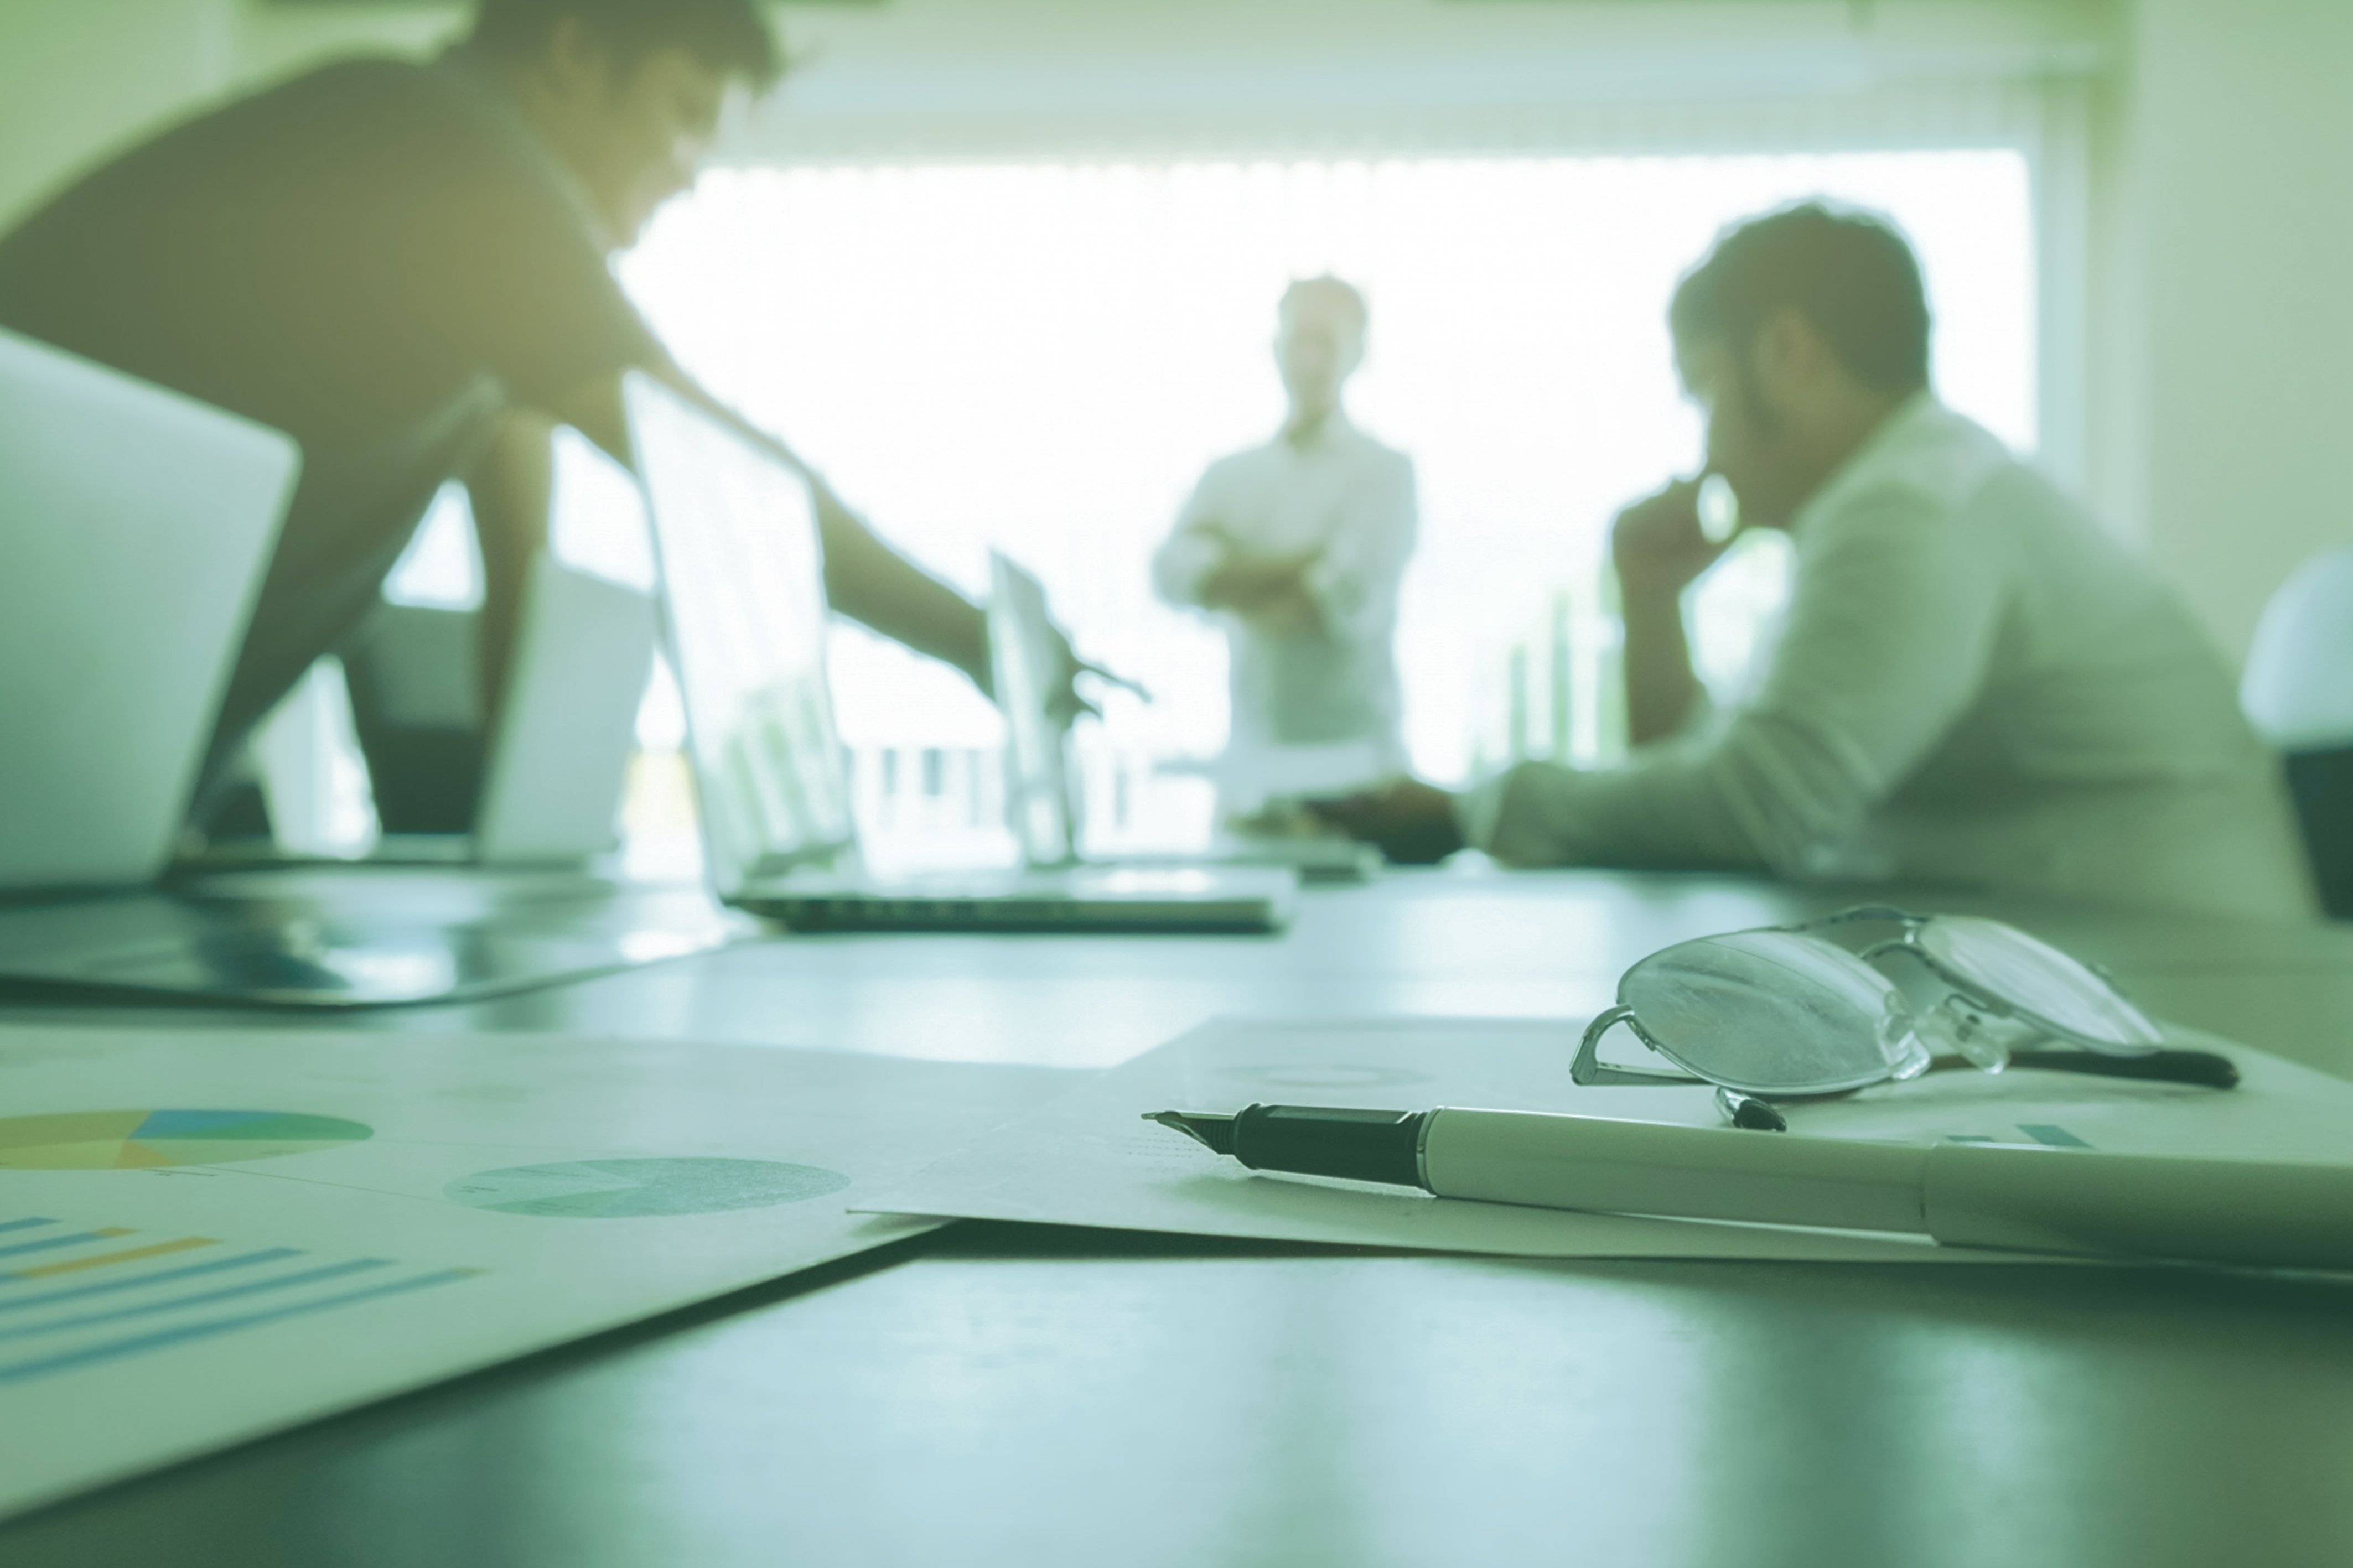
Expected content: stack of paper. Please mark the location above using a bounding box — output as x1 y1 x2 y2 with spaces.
866 1015 2353 1262
0 1026 1067 1518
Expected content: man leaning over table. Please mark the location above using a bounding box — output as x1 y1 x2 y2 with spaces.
0 0 1089 840
1316 203 2314 922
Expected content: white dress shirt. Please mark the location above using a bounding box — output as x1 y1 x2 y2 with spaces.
1154 416 1418 782
1461 396 2316 920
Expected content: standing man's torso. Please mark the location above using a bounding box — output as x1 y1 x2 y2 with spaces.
1185 417 1417 755
1191 419 1411 564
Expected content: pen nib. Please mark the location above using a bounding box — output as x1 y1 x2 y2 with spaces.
1144 1110 1238 1156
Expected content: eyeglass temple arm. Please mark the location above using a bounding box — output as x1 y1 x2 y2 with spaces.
1924 1046 2240 1091
1574 1006 1705 1088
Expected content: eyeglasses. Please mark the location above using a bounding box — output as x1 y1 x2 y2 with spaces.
1574 906 2237 1130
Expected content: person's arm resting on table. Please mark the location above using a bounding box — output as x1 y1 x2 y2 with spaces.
1317 481 2003 870
1313 473 1698 864
1477 486 2003 870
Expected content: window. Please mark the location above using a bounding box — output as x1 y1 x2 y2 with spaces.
620 148 2034 860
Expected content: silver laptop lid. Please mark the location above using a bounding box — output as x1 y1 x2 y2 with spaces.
0 328 299 892
474 553 658 865
988 551 1078 868
623 373 856 895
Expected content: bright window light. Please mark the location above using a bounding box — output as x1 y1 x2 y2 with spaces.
619 149 2033 857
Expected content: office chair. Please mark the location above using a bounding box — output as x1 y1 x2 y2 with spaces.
2243 547 2353 918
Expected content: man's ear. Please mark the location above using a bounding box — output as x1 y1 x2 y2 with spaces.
1746 307 1826 407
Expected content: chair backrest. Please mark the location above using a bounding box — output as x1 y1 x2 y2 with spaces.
2244 547 2353 917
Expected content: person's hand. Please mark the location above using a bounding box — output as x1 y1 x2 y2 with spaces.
1240 581 1320 638
1201 554 1321 637
1610 477 1731 603
1305 778 1465 865
1041 622 1150 729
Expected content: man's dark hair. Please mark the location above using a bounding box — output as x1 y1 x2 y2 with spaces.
1668 203 1930 393
470 0 784 89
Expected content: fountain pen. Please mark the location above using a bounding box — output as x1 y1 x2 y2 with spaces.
1147 1102 2353 1271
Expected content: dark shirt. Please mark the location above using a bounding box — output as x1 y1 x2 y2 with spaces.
0 51 657 793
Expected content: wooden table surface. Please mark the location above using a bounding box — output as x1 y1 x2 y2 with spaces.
6 865 2352 1567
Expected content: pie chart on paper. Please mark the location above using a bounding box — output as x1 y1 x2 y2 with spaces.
445 1157 849 1218
0 1109 374 1170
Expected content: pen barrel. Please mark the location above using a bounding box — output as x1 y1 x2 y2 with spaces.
1922 1144 2353 1269
1419 1109 1930 1235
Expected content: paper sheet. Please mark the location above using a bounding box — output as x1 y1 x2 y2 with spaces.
865 1016 2353 1263
0 1026 1069 1519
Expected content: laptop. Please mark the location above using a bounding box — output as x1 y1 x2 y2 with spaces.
0 325 298 893
988 551 1381 885
0 331 735 1005
623 372 1295 934
341 551 657 866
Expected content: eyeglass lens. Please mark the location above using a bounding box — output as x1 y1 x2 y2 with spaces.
1913 916 2163 1052
1617 930 1932 1096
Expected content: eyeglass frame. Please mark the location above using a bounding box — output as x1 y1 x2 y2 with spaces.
1573 905 2201 1097
1789 904 2159 1057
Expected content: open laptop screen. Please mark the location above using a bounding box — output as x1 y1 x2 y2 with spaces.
624 373 855 892
0 328 298 891
987 551 1077 868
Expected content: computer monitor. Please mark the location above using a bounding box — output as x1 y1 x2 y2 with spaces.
623 373 856 895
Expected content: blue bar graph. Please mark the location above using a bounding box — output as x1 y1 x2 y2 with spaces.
0 1216 481 1387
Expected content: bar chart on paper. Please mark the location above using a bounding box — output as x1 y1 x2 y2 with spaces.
0 1213 480 1388
0 1026 1067 1520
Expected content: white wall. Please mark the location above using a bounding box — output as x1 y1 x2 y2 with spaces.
2091 0 2353 661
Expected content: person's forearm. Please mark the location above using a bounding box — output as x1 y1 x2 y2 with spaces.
464 412 558 723
1621 587 1702 747
1201 554 1314 612
1240 584 1323 638
1152 526 1225 610
546 366 992 695
813 491 992 693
